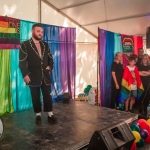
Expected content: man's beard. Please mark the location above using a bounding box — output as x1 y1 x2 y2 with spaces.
33 33 42 41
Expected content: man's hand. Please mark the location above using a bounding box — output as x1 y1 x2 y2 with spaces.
24 75 31 84
115 83 119 89
46 66 51 70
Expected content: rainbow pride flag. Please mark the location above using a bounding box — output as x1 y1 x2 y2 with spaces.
0 16 20 49
119 66 144 102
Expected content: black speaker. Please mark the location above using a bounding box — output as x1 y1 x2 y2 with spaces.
88 122 135 150
62 92 70 103
146 26 150 48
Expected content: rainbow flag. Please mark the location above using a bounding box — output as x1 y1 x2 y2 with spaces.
0 16 20 49
119 66 144 102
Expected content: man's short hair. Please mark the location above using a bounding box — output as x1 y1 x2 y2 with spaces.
32 23 43 30
129 56 136 62
131 54 138 59
138 48 143 51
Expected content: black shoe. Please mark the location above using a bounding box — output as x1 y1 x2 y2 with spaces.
48 115 57 124
129 109 134 113
36 115 41 124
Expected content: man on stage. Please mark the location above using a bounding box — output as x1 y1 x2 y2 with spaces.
19 23 57 124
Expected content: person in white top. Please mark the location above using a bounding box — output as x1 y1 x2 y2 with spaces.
125 56 138 112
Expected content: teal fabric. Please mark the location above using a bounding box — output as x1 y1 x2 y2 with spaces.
11 50 32 112
114 33 122 56
20 20 36 42
10 20 36 112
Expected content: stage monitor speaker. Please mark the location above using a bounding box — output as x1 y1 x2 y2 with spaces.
88 122 135 150
62 92 70 103
146 26 150 49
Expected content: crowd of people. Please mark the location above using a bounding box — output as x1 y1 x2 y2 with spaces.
111 48 150 117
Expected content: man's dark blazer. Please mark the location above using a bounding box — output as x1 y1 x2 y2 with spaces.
19 38 53 87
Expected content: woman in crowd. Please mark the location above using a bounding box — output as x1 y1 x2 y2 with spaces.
138 54 150 116
111 52 123 109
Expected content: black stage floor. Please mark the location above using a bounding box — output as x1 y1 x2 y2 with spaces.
0 100 139 150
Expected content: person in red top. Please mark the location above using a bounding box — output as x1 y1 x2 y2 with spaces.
120 56 144 112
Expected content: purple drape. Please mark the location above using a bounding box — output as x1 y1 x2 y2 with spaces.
59 27 76 99
99 29 106 106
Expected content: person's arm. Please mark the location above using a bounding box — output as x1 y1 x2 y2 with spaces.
46 44 54 70
139 71 150 76
112 71 119 89
19 43 30 83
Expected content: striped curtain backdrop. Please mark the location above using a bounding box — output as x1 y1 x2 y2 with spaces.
98 28 143 107
0 16 76 116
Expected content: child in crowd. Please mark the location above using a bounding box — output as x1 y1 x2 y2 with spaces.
120 56 144 112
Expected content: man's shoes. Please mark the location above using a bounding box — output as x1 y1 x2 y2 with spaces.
48 115 57 124
36 115 41 124
129 109 134 113
116 107 120 110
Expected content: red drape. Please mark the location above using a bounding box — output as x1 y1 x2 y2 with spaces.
133 36 143 55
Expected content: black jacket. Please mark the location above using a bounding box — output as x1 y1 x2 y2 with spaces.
19 38 53 86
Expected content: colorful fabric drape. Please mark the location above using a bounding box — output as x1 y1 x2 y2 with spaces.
0 50 14 115
0 16 76 116
59 27 76 99
98 28 143 107
42 24 62 102
105 31 115 107
119 66 144 102
10 20 35 112
0 16 20 49
134 36 143 55
114 33 122 56
11 49 33 112
99 29 106 106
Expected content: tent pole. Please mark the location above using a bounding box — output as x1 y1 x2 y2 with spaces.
38 0 41 23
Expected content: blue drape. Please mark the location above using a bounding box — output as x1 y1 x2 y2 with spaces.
104 31 115 107
42 24 62 102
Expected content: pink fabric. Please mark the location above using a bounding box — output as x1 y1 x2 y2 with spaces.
0 44 20 49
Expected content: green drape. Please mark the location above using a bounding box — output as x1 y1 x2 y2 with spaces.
0 50 14 115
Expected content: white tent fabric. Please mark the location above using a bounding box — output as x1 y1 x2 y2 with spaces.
45 0 150 37
1 0 150 96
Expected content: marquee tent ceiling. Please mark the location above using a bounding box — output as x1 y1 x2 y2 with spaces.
43 0 150 38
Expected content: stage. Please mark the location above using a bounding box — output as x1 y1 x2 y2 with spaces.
0 100 138 150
